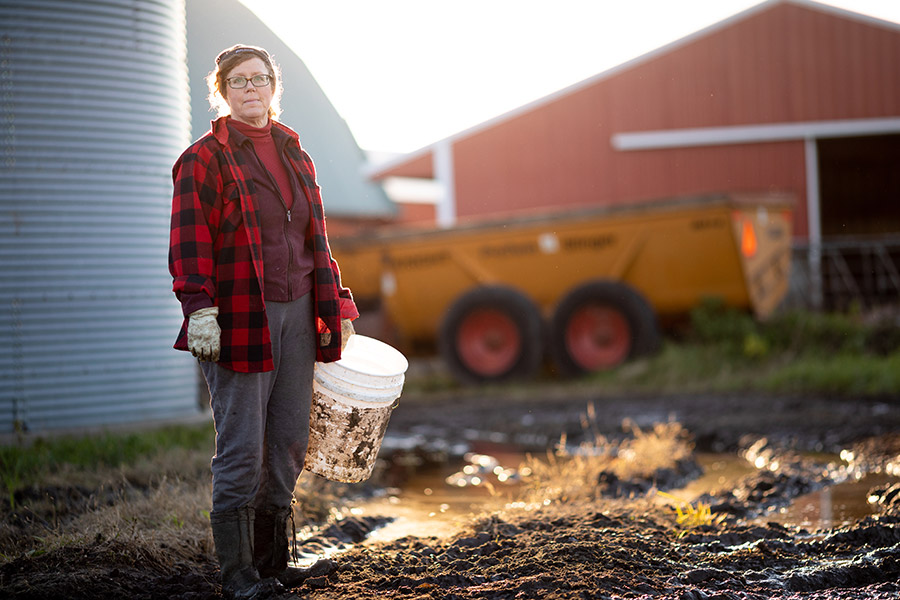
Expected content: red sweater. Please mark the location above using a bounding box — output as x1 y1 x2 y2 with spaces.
228 119 293 209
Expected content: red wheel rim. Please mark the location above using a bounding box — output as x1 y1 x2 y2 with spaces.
456 308 521 377
565 304 631 371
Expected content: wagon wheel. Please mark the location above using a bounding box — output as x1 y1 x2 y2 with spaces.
439 286 544 384
550 280 660 377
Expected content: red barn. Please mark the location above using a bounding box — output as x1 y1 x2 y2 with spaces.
368 0 900 308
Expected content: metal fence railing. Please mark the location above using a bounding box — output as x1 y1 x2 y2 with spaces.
789 235 900 311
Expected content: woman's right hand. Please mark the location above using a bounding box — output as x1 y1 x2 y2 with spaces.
188 307 221 362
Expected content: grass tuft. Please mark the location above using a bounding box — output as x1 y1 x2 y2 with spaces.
521 404 694 504
656 491 727 533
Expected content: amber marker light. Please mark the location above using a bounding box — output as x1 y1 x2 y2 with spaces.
741 219 758 258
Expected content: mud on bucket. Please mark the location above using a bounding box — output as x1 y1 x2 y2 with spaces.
305 335 408 483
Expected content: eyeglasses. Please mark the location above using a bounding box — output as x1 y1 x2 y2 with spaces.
225 74 273 89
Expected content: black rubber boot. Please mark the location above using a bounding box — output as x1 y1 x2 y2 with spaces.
210 506 283 600
255 507 337 588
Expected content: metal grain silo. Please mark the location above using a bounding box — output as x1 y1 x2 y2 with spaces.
0 0 198 433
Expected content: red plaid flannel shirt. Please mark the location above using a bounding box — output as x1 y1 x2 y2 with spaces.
168 117 358 372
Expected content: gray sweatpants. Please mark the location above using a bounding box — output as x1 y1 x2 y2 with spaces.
201 294 316 512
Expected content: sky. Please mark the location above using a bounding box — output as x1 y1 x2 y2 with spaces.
238 0 900 154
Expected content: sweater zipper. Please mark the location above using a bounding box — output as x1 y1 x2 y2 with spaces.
283 206 293 299
256 144 295 298
263 167 294 298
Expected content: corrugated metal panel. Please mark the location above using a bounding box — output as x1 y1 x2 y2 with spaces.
0 0 199 433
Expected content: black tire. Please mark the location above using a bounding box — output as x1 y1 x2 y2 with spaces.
439 286 544 384
550 280 660 377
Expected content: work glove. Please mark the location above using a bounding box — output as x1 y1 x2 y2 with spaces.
340 318 355 351
187 306 221 362
320 318 355 351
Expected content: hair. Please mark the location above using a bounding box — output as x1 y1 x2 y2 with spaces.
206 44 283 120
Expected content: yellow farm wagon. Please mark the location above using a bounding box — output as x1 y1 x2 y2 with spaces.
332 193 793 383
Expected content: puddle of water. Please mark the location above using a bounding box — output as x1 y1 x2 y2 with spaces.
669 453 761 499
350 449 529 543
353 486 497 543
670 454 899 531
347 449 899 546
756 471 898 530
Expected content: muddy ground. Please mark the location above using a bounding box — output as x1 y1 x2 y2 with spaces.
2 383 900 599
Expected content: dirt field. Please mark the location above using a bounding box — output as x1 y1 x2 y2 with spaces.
2 385 900 599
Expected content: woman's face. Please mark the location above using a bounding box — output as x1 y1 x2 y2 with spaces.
223 57 274 127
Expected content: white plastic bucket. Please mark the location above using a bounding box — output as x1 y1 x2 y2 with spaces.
305 335 409 483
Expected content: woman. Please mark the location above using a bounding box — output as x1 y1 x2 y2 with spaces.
168 44 357 599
